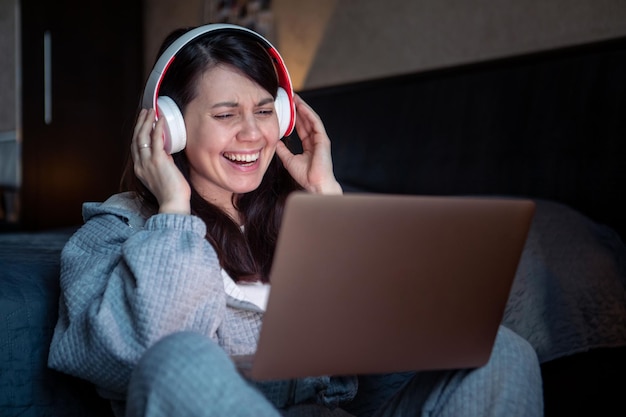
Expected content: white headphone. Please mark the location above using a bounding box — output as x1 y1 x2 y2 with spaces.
142 23 296 154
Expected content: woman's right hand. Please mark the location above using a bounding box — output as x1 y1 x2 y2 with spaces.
131 108 191 215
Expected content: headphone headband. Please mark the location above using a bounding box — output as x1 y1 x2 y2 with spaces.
142 23 296 139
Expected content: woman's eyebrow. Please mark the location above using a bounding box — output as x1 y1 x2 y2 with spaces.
212 101 238 109
258 97 274 106
212 97 275 109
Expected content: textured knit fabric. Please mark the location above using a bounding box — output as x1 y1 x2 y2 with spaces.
125 327 543 417
126 332 356 417
125 332 281 417
47 192 356 411
370 326 544 417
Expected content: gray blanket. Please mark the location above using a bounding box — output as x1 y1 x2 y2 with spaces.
503 199 626 362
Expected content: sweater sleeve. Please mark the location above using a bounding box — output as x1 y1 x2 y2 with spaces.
48 209 226 395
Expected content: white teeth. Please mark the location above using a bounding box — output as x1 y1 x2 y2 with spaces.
224 152 260 163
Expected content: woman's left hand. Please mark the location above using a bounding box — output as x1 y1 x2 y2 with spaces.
275 95 343 195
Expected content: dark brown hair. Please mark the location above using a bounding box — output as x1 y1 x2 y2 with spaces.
121 27 302 282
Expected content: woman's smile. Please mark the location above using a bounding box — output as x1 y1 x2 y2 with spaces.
223 150 261 167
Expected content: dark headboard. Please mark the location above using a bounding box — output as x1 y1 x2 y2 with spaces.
299 37 626 241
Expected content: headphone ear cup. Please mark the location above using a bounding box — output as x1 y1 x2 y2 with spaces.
156 96 187 154
274 87 293 138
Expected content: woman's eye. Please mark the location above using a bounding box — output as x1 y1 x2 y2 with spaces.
214 113 234 120
257 109 274 116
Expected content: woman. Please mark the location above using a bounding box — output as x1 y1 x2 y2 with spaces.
48 24 543 417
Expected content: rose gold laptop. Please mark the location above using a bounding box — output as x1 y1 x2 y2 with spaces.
234 192 535 381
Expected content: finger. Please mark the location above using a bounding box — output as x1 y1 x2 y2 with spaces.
150 115 166 153
132 108 148 139
275 140 295 166
294 96 328 145
293 96 313 134
136 109 157 159
130 109 150 164
294 95 324 128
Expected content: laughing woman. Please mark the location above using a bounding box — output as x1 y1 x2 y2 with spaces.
48 24 543 417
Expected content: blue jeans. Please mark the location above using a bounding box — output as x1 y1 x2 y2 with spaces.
125 326 543 417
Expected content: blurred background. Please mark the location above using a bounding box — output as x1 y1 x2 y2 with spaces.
1 0 625 231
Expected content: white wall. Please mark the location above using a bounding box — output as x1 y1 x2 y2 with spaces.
279 0 626 89
143 0 626 90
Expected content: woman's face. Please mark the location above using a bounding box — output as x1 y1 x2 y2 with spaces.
183 64 280 210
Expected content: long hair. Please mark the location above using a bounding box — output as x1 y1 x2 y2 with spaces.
121 28 302 282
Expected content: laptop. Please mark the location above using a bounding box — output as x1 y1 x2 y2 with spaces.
233 192 535 381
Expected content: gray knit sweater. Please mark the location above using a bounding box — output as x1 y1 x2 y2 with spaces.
47 192 356 410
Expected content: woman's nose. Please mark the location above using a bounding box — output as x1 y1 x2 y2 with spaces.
237 114 262 141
